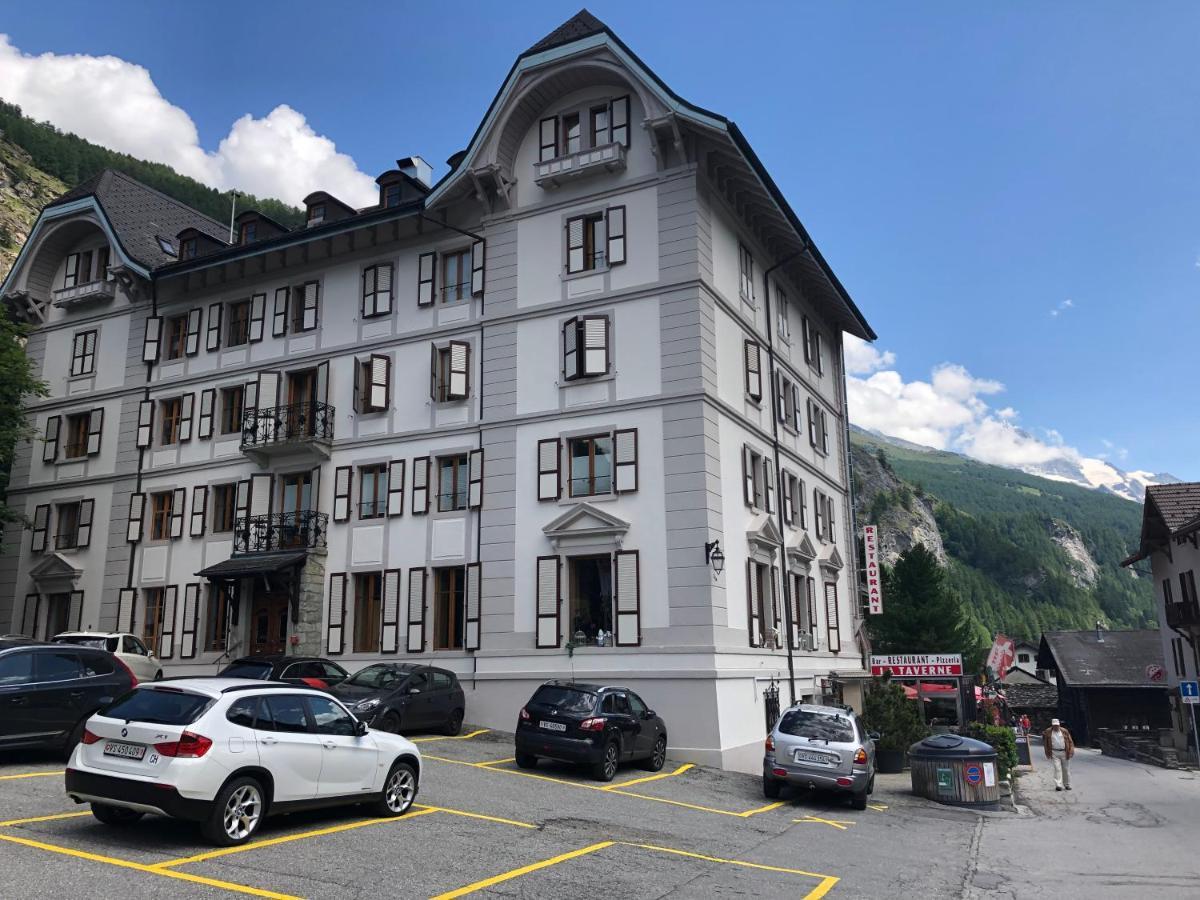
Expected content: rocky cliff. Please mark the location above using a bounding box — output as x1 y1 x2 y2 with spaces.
851 442 947 565
0 137 67 280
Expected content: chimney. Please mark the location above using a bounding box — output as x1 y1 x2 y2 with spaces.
397 156 432 189
1095 620 1104 642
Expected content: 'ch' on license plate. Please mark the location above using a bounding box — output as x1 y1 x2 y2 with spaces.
539 720 566 732
103 740 147 760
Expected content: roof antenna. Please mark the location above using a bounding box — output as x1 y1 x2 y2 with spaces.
228 190 243 243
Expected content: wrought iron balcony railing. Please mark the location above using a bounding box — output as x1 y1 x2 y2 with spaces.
233 511 328 555
1165 601 1200 630
241 402 334 449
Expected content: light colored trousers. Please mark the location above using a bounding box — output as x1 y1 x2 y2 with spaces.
1051 750 1071 788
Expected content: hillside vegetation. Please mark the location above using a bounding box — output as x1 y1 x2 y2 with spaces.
851 429 1154 642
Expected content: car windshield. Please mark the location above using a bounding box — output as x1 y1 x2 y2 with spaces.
778 710 855 743
219 661 274 679
346 665 407 689
103 688 212 725
531 685 596 713
55 636 116 651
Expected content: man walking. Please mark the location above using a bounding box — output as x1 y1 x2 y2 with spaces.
1042 718 1075 791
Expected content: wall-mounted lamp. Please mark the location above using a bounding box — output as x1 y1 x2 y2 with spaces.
704 540 725 576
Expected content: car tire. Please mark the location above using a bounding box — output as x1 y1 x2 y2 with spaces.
515 751 538 769
850 788 868 811
202 776 266 847
443 708 464 736
867 774 876 795
377 711 401 734
592 740 619 782
763 776 782 799
372 761 418 817
91 803 144 826
61 718 87 761
641 736 667 772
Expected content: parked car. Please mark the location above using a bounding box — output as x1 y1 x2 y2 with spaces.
331 663 466 736
54 632 163 683
0 638 137 754
515 681 668 781
217 655 348 689
763 703 877 809
65 679 421 846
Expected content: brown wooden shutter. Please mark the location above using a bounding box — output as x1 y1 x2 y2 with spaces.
744 341 761 401
448 341 470 400
30 504 50 553
614 428 638 493
333 466 352 522
799 478 808 529
170 488 186 539
417 252 436 306
143 316 162 362
77 499 94 548
159 585 178 659
117 588 137 634
538 438 561 501
301 281 319 330
563 318 579 380
814 488 824 539
68 590 84 631
87 408 104 455
190 486 208 537
406 568 427 652
747 561 761 647
136 400 154 448
781 471 794 526
802 316 813 365
126 493 145 543
178 393 194 442
763 460 775 514
471 239 485 297
381 568 402 653
825 581 841 652
179 584 200 659
468 449 484 509
535 556 561 648
197 389 215 439
327 573 347 655
387 460 405 516
43 416 60 463
206 303 223 351
465 562 482 650
185 308 202 356
566 217 585 273
614 550 641 646
539 116 558 160
583 316 609 376
411 457 430 513
248 293 266 342
742 446 755 507
770 566 782 646
272 287 289 337
375 262 393 314
606 206 626 265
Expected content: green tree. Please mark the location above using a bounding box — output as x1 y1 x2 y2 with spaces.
868 543 986 672
0 306 48 521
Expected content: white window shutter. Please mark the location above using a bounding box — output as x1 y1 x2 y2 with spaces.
43 416 60 463
170 487 186 539
178 393 194 442
808 400 818 447
583 316 609 376
87 408 104 455
272 287 289 337
77 499 94 548
606 207 626 265
825 582 841 652
538 438 561 501
465 562 482 651
136 400 154 448
563 318 579 380
302 281 319 330
185 308 202 356
567 218 585 273
143 316 162 362
468 449 484 508
327 573 346 655
376 263 393 315
190 486 207 537
198 389 214 440
30 504 50 553
448 341 469 400
744 341 761 401
742 445 756 507
782 471 793 526
126 493 145 543
369 354 390 410
770 567 782 645
207 303 222 351
411 457 430 514
417 252 436 307
763 460 775 514
159 585 178 659
746 561 761 647
406 568 427 652
536 556 561 649
615 550 640 646
387 460 405 516
332 466 351 522
611 95 630 146
117 588 137 634
381 569 402 653
179 584 200 659
614 428 638 493
471 239 485 297
248 293 265 342
68 590 84 631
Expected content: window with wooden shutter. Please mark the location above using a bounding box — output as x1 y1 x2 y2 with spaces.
613 428 638 493
411 457 430 513
567 216 586 273
158 585 178 659
378 568 401 653
813 488 825 540
248 293 265 342
197 389 215 440
738 243 755 303
206 303 222 351
406 568 427 652
70 329 97 377
606 206 626 266
136 400 154 448
563 317 580 380
742 445 755 508
820 408 829 454
584 316 610 376
539 116 559 161
185 308 202 356
179 584 200 659
370 354 390 411
788 575 804 649
770 566 782 647
457 449 481 511
386 460 405 516
43 416 60 463
126 493 145 543
272 287 289 337
744 341 762 401
178 394 194 442
762 458 775 514
445 341 469 400
746 560 761 647
85 408 103 456
825 581 841 652
30 504 50 553
471 240 485 297
63 252 80 289
68 590 84 632
417 252 436 307
535 555 561 648
807 399 818 448
362 263 394 317
464 562 482 650
117 588 137 634
781 470 794 526
190 486 207 537
333 466 352 522
169 488 186 539
142 316 162 363
826 493 836 540
538 438 561 500
298 281 319 331
614 550 641 646
327 573 347 655
77 499 94 548
610 95 630 147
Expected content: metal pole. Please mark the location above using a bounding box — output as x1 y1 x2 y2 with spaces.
1191 702 1199 767
228 191 241 243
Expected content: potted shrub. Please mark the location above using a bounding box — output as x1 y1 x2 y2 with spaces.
863 677 929 773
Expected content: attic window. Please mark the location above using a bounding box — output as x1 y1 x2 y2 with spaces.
181 238 198 259
307 203 325 225
239 221 257 245
383 183 402 208
156 236 178 257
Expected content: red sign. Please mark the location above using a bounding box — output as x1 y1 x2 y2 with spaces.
863 525 883 615
965 764 982 785
986 634 1015 681
870 654 964 677
1146 664 1165 683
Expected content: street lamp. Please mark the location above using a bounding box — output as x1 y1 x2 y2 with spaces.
704 540 725 576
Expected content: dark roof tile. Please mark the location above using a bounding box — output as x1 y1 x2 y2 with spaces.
1039 630 1167 688
1146 483 1200 531
526 9 607 55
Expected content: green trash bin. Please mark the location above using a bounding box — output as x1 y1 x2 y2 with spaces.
909 734 1000 809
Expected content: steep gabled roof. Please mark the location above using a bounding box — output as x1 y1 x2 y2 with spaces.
1038 630 1166 688
1122 481 1200 565
45 169 228 268
526 9 606 55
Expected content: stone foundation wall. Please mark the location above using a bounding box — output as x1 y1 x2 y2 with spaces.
293 553 327 656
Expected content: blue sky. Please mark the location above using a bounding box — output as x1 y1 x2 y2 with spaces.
2 1 1197 479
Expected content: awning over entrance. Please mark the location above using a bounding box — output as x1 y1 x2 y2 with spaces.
196 551 307 580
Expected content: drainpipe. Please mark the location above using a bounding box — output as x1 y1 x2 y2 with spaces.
763 248 805 707
126 278 156 592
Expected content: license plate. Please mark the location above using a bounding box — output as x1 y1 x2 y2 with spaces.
794 749 834 765
103 740 146 760
539 720 566 732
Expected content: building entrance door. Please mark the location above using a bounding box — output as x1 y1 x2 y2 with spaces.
249 590 289 655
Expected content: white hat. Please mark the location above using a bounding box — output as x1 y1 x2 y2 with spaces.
1051 718 1060 726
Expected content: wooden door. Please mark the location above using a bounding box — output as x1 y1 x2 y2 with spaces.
249 591 289 656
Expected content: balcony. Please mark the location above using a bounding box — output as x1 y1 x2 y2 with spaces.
233 511 328 556
534 142 626 188
53 279 116 309
241 402 333 465
1165 601 1200 631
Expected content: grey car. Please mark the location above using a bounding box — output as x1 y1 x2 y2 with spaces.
763 703 876 809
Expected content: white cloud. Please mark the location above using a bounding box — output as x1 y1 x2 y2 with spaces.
0 35 377 207
843 335 895 375
1049 298 1074 318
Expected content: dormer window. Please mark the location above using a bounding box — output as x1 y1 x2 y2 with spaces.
181 238 198 259
383 183 402 208
239 221 257 245
307 203 325 226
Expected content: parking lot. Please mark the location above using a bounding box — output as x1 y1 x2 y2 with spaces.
0 727 981 899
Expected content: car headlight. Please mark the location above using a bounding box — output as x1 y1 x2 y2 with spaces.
355 698 382 711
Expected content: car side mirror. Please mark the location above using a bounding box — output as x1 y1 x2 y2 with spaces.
643 709 656 720
408 687 421 695
355 719 368 736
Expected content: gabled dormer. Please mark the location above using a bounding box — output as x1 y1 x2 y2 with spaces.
234 210 289 246
376 157 432 209
302 192 357 228
175 227 228 261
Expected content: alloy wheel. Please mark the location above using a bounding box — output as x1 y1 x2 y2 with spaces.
652 738 667 769
385 767 416 813
222 784 262 841
604 743 618 779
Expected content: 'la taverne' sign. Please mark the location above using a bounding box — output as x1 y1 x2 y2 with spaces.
870 654 963 677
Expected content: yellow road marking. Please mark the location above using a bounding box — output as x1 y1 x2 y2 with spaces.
152 807 438 868
415 804 536 829
0 811 91 827
804 875 842 900
412 729 489 743
0 770 64 780
0 831 298 899
475 757 516 767
868 803 888 811
736 800 786 818
430 841 616 899
602 762 693 790
622 841 835 879
793 815 856 830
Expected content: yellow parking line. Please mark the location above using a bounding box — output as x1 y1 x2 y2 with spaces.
736 800 787 818
602 762 693 791
868 803 888 811
411 729 489 743
0 811 92 827
0 770 64 780
622 841 836 881
475 757 516 767
793 815 855 830
152 806 438 868
430 841 615 899
415 804 536 829
0 831 298 899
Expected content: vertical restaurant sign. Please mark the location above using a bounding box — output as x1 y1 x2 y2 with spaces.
863 525 883 614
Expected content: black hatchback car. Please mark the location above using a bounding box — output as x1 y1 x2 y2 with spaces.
515 681 668 781
217 655 349 689
0 639 136 754
331 663 466 735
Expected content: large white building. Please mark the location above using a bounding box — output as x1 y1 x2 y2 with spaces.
0 11 876 771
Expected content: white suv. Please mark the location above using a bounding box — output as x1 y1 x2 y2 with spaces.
65 678 421 845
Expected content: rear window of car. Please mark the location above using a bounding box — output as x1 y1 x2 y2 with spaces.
778 710 855 743
219 661 274 679
80 652 115 676
55 636 117 652
531 685 596 713
103 688 212 725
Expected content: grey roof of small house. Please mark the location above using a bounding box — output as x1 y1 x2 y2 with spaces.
1004 682 1058 709
1038 630 1167 688
46 169 228 268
